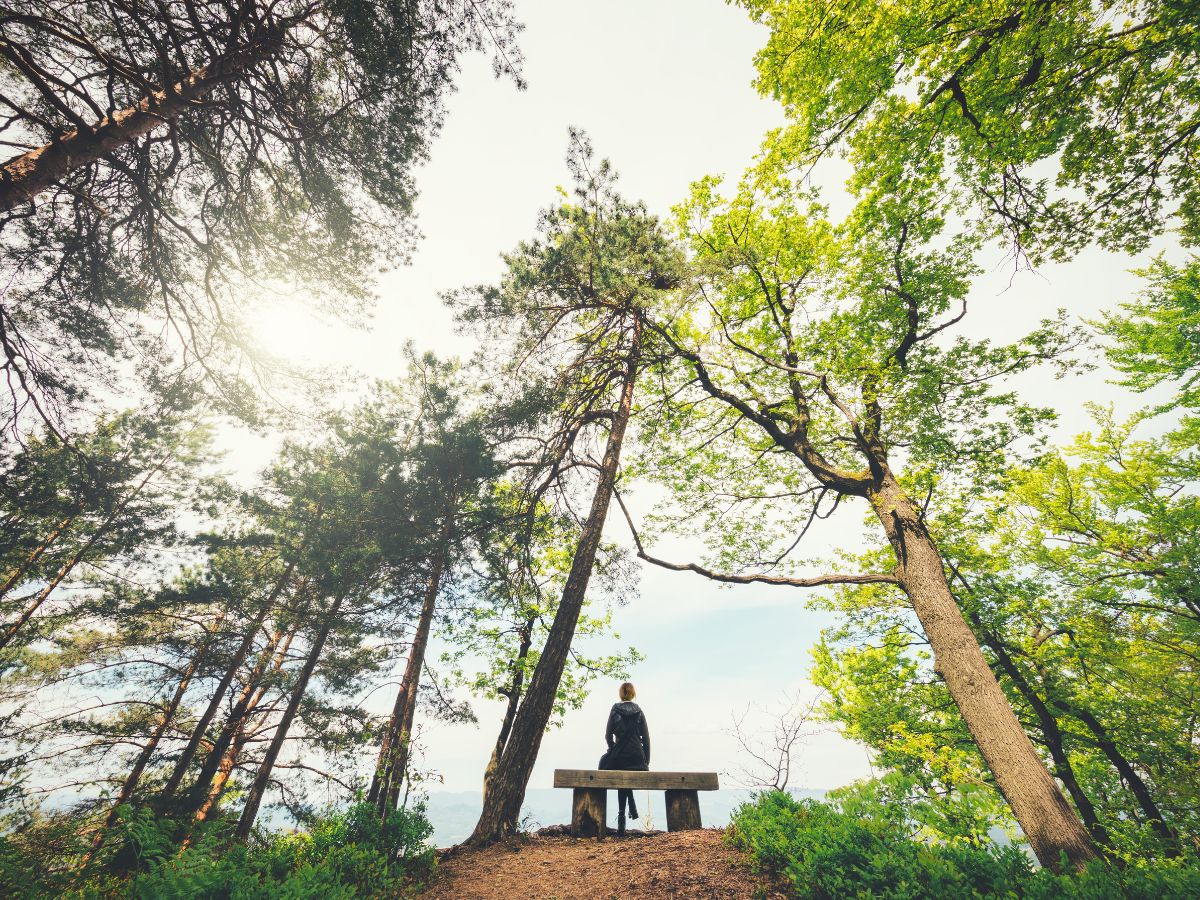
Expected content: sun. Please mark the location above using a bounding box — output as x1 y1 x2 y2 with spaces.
244 296 362 368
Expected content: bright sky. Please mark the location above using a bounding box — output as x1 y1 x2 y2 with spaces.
233 0 1185 800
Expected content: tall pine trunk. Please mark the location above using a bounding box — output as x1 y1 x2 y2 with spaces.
368 535 449 815
366 660 413 808
188 630 297 830
468 338 639 846
869 471 1097 871
158 562 297 804
367 571 444 816
178 617 297 817
235 591 346 840
0 27 284 212
190 723 253 829
482 616 534 803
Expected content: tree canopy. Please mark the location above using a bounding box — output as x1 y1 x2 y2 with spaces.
0 0 522 435
741 0 1200 259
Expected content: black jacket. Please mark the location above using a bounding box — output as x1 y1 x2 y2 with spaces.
601 701 650 770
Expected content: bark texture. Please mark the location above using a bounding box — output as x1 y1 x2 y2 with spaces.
871 472 1097 871
0 28 282 213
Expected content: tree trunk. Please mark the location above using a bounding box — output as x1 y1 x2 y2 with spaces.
482 616 534 804
178 617 296 817
468 337 639 846
235 591 345 840
870 471 1097 871
983 632 1110 848
370 511 453 816
0 27 284 212
157 562 297 804
189 632 296 830
1050 693 1177 852
190 722 254 828
190 734 244 828
85 631 213 859
366 657 412 808
0 514 74 601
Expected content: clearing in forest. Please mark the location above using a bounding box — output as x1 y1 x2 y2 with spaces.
420 827 787 899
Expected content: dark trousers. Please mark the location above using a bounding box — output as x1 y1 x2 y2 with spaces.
617 788 638 819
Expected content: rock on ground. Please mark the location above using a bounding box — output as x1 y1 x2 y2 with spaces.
419 827 787 899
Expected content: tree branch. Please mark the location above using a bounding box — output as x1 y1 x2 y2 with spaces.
613 488 898 588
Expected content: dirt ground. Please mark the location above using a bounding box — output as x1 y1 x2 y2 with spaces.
419 827 788 899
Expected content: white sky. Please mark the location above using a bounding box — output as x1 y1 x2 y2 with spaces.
229 0 1186 798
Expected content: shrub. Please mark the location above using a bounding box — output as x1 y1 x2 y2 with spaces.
0 801 435 899
728 789 1200 899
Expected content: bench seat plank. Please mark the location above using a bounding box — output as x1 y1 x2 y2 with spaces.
553 769 719 791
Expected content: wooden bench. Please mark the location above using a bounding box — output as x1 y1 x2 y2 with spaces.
553 769 720 837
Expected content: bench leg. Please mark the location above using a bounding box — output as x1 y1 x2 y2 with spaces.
665 789 702 831
572 787 607 838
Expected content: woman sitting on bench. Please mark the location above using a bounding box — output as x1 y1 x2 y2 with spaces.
599 681 651 834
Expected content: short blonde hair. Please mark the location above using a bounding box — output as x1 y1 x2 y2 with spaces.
619 682 636 701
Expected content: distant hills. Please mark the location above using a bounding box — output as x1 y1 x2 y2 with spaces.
421 787 828 847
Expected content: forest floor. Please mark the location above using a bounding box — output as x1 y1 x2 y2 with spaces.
418 826 789 899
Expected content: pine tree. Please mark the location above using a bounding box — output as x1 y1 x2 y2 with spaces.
454 134 683 844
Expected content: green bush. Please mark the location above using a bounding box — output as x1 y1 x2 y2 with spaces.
728 790 1200 899
0 802 435 899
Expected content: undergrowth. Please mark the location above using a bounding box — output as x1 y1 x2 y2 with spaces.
729 790 1200 899
0 801 435 899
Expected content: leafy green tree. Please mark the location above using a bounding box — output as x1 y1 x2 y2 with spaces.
1100 257 1200 411
739 0 1200 259
1002 413 1200 851
634 159 1096 867
813 634 1017 850
811 410 1200 859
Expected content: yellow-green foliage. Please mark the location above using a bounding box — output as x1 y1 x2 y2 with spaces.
730 790 1200 899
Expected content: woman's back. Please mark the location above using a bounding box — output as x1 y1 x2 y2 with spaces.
603 682 650 832
604 699 650 770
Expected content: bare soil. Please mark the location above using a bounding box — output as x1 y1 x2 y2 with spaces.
419 827 788 899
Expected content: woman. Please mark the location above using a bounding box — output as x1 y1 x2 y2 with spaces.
599 681 651 835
